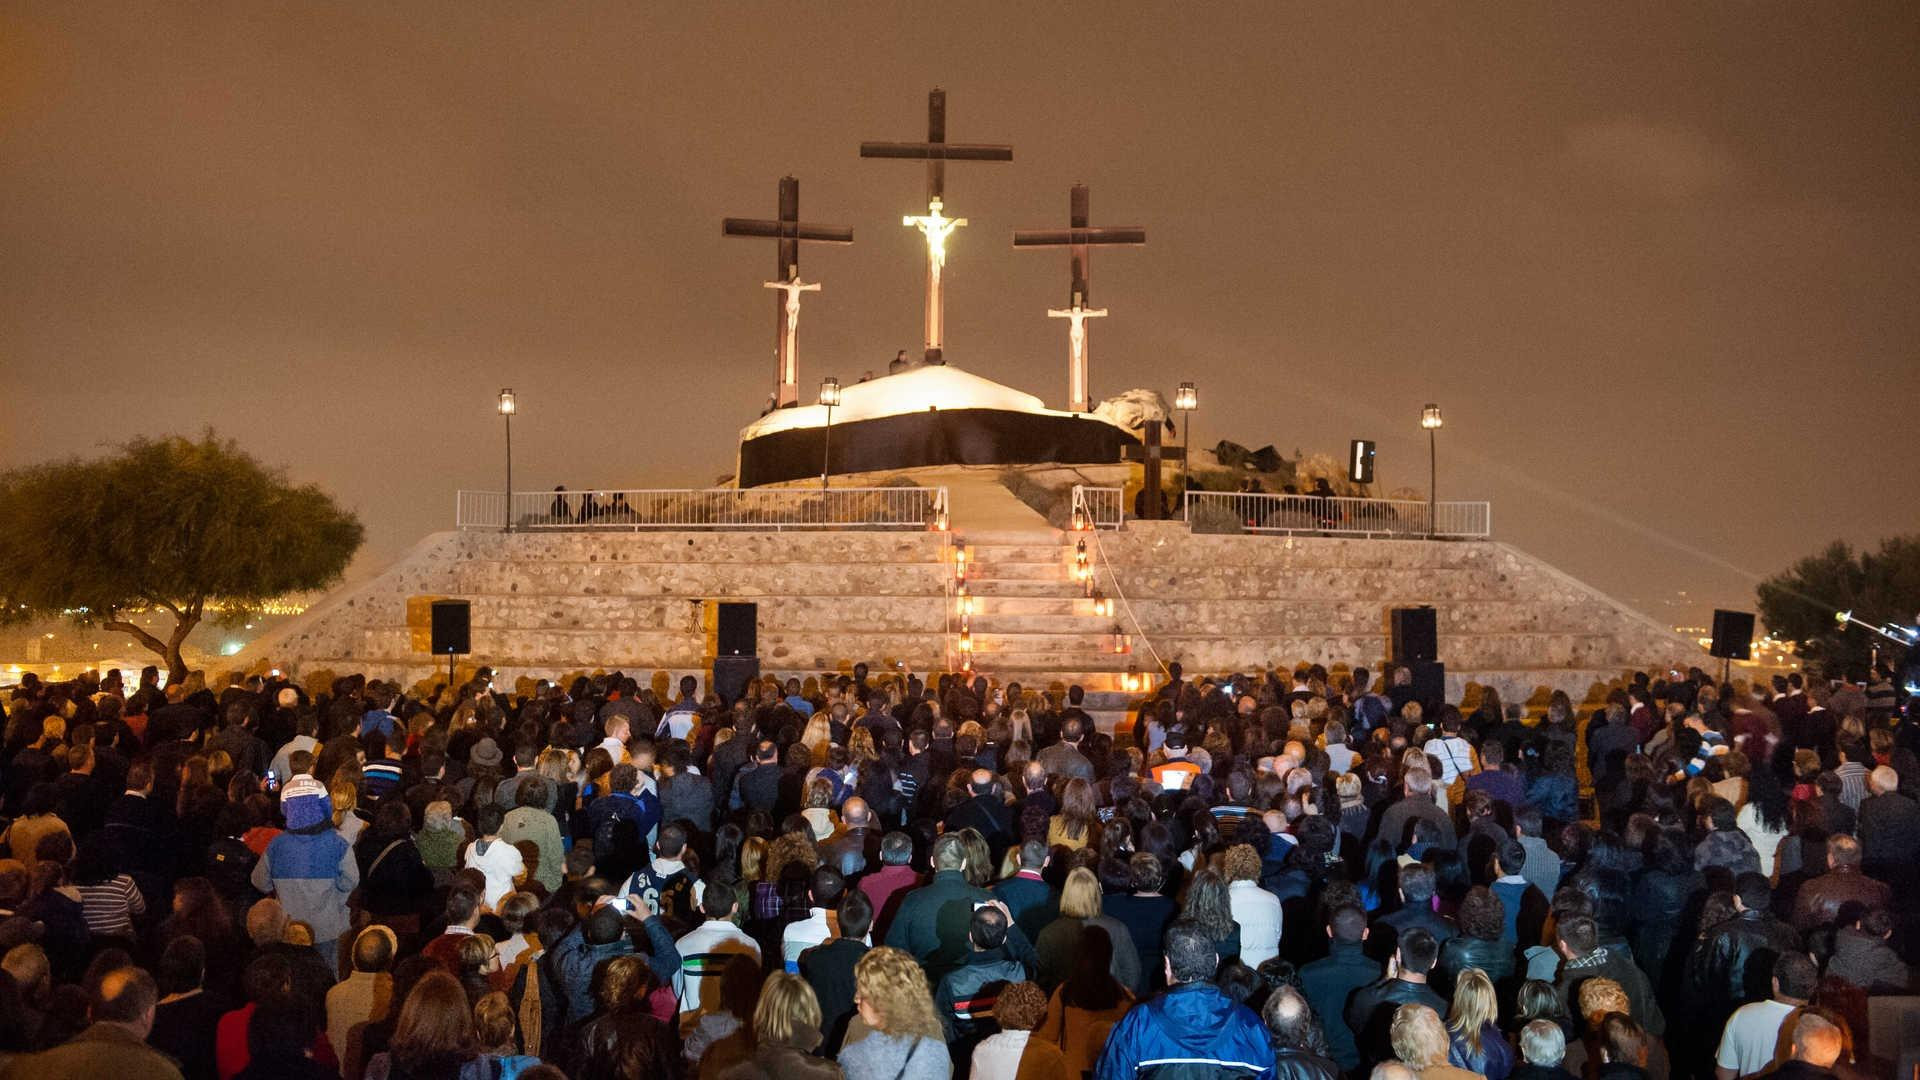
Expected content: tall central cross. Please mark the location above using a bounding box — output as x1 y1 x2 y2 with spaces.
861 88 1012 365
722 176 853 408
1122 421 1186 521
1013 184 1147 413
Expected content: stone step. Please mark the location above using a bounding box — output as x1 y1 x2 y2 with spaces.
450 561 949 596
1098 568 1525 601
1103 598 1619 637
952 542 1073 563
966 579 1091 598
966 613 1117 634
448 593 948 633
959 561 1071 582
971 631 1129 653
970 596 1098 617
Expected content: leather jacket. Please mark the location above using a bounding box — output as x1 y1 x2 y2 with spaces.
1686 909 1802 1009
564 1003 682 1080
1791 866 1890 932
1271 1047 1341 1080
1436 934 1517 996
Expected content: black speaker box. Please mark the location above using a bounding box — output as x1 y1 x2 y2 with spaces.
430 599 471 655
1710 609 1754 660
712 656 760 705
717 602 758 657
1391 606 1438 664
1410 660 1446 710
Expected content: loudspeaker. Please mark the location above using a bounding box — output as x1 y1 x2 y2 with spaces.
1391 606 1438 664
713 656 760 705
1710 609 1754 660
717 602 758 657
430 600 471 656
1349 439 1377 484
1410 660 1446 709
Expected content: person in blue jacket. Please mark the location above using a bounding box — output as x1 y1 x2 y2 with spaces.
1095 918 1274 1080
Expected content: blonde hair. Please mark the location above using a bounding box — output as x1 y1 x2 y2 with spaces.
473 991 517 1052
1446 968 1498 1053
753 971 822 1047
1060 866 1102 919
1576 976 1631 1025
854 947 943 1039
330 779 358 826
1390 1003 1450 1067
740 836 768 881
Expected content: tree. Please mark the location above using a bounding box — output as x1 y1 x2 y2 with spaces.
1756 535 1920 675
0 433 364 685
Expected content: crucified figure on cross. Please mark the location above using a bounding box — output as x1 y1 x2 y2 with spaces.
1048 294 1108 413
763 270 821 389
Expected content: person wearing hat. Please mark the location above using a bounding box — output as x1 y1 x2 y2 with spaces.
250 774 359 972
1149 730 1202 791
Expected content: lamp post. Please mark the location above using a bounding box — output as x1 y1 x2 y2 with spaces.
497 388 517 532
818 377 841 491
1420 403 1443 538
1174 381 1198 501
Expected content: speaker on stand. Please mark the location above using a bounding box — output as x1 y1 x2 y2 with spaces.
711 601 760 706
430 599 471 686
1709 609 1755 684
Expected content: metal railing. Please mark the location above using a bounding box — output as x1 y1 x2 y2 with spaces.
455 487 948 531
1072 486 1125 530
1184 491 1491 538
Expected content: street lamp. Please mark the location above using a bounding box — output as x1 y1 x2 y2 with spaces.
1420 403 1443 538
497 388 517 532
818 377 841 491
1174 381 1198 498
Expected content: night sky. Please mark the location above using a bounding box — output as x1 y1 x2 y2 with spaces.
3 4 1917 630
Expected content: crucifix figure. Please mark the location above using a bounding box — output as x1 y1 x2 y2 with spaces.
723 176 853 408
1014 184 1147 412
1122 421 1186 521
861 88 1012 365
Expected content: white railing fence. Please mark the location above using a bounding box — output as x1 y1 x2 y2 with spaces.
1072 485 1125 530
456 487 947 531
1184 492 1491 538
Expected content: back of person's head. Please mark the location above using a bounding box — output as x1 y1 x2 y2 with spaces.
1129 852 1166 894
1389 1002 1449 1067
1397 927 1438 976
246 899 289 947
393 970 477 1062
656 822 688 859
584 904 624 946
1519 1019 1567 1067
932 832 969 871
1496 838 1527 876
156 936 205 996
1262 985 1316 1052
1398 863 1436 903
1701 796 1738 832
1826 833 1862 868
1774 951 1818 1000
837 888 874 940
92 965 157 1026
1557 914 1598 957
1163 918 1218 984
1329 903 1368 944
444 887 481 927
353 925 396 973
1576 977 1630 1026
1790 1012 1844 1067
880 831 914 866
809 866 845 908
753 971 823 1048
968 904 1010 951
1598 1013 1646 1066
1733 871 1772 913
1060 867 1103 920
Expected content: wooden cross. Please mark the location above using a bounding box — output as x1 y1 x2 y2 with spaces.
1014 184 1147 412
1122 421 1186 520
861 88 1012 365
722 176 853 408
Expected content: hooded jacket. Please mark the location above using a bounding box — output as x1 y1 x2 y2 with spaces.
250 821 358 945
1094 981 1274 1080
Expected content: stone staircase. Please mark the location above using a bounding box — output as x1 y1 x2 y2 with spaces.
959 529 1143 731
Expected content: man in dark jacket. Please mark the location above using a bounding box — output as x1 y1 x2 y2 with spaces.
1552 914 1663 1037
547 900 678 1026
1374 768 1457 851
885 834 1012 985
800 890 872 1054
1094 919 1273 1080
656 743 713 835
1858 766 1920 886
1102 853 1176 991
943 769 1015 862
1262 985 1340 1080
1344 928 1446 1073
1685 872 1800 1062
1300 905 1377 1074
1367 863 1455 962
934 904 1030 1072
991 841 1057 944
733 740 783 813
1825 907 1910 992
1791 834 1891 932
822 798 883 880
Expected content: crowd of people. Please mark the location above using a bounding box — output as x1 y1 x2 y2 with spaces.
0 655 1913 1080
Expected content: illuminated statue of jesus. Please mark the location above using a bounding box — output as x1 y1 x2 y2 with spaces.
763 271 821 395
1048 294 1108 414
904 199 967 363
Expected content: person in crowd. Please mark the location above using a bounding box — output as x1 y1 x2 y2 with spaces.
800 889 872 1054
1445 968 1513 1080
1262 984 1340 1080
1346 928 1447 1072
1039 924 1133 1080
1094 919 1271 1080
249 775 357 971
1713 952 1818 1080
330 925 400 1080
970 981 1069 1080
717 971 842 1080
935 903 1029 1071
838 946 951 1080
1510 1021 1574 1080
1035 867 1140 995
1389 1003 1482 1080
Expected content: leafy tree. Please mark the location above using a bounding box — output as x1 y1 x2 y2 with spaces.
0 433 363 684
1756 535 1920 674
